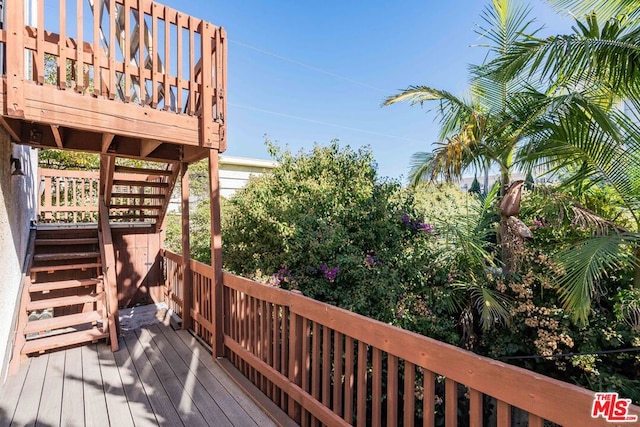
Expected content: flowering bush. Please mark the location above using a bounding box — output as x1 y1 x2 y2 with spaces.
221 142 440 321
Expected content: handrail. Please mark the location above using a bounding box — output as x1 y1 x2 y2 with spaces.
161 249 640 426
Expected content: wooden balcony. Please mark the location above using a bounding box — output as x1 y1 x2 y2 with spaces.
0 0 226 163
0 320 291 426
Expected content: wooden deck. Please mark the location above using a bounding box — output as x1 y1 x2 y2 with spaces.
0 323 285 427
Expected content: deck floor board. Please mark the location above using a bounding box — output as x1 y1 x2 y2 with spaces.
146 327 236 427
0 324 282 427
0 358 30 424
61 346 86 427
13 355 47 426
36 350 65 426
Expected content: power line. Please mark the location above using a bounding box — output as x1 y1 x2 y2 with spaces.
229 39 391 94
229 102 426 144
499 347 640 361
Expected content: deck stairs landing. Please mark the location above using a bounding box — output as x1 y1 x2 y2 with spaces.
19 226 109 356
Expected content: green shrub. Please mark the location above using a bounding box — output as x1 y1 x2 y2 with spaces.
222 142 440 322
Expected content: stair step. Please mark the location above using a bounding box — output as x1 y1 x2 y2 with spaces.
111 193 166 199
24 311 102 335
30 279 101 293
36 238 99 246
109 214 159 220
115 165 172 176
27 294 102 311
22 328 108 354
113 179 169 188
30 262 102 273
109 204 163 210
34 252 101 262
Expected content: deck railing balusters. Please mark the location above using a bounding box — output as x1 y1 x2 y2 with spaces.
160 251 640 426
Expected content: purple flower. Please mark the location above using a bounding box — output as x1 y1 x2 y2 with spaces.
268 275 281 287
533 219 543 228
417 222 434 233
319 264 340 282
269 266 290 287
401 213 411 226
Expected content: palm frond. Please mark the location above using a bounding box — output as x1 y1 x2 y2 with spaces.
408 151 437 186
486 14 640 100
452 281 512 331
555 232 640 324
408 134 486 185
383 85 477 141
476 0 539 56
571 205 627 234
546 0 640 20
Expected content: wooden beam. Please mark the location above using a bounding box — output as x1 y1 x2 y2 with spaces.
50 125 64 148
181 162 192 331
102 133 115 153
208 150 224 358
0 116 22 142
140 139 164 158
181 146 209 164
100 155 116 206
22 83 206 147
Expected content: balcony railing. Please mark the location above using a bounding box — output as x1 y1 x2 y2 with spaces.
161 249 640 426
1 0 226 151
38 167 100 222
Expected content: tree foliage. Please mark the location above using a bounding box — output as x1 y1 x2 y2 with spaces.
221 142 438 322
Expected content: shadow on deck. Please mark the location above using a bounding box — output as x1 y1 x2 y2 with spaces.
0 319 291 426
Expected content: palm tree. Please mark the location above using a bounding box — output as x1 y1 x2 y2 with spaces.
386 0 640 324
484 0 640 317
383 0 552 334
384 0 541 274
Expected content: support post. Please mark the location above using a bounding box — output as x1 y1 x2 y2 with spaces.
208 149 223 357
181 162 192 330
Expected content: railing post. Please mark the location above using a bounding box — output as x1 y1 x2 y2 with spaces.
288 311 303 423
181 162 192 330
200 22 214 148
215 27 227 152
209 149 223 357
5 0 25 117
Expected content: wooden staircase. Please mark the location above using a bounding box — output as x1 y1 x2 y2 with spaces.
102 159 179 232
11 157 180 365
19 226 109 355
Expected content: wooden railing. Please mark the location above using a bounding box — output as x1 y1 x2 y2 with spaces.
1 0 226 149
161 249 640 426
38 168 100 222
39 165 175 225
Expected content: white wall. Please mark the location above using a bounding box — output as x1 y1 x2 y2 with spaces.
0 130 37 383
219 155 276 199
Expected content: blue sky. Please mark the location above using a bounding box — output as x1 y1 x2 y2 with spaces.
160 0 575 180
